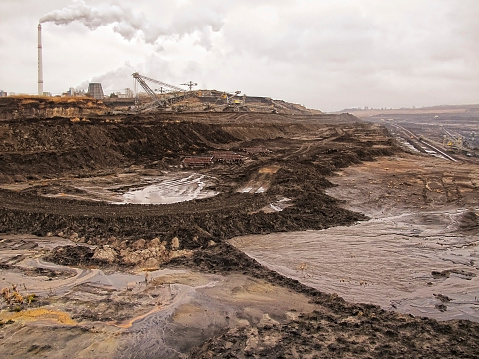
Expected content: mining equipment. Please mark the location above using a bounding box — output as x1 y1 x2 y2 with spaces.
132 73 197 112
223 91 243 112
442 127 464 150
213 91 250 112
202 90 243 112
209 151 246 164
182 156 214 168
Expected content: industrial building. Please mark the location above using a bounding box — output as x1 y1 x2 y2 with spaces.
182 156 214 168
88 83 104 99
112 88 134 99
209 151 246 164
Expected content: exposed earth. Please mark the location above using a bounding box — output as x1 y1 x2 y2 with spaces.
231 154 479 322
0 97 478 358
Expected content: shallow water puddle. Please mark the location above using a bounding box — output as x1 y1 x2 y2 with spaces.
119 173 218 204
31 172 219 204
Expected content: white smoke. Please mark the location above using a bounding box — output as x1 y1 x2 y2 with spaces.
75 56 178 94
75 62 136 93
40 0 223 45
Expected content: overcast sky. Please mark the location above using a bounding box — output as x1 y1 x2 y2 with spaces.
0 0 478 111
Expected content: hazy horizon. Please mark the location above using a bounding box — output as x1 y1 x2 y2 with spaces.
1 0 479 112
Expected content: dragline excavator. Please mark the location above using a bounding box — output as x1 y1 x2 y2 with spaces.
132 72 197 112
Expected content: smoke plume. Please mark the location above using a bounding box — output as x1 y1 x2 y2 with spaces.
40 0 223 45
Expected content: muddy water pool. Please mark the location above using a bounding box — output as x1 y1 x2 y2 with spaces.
230 211 479 321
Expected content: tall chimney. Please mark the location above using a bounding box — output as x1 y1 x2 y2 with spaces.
37 24 43 96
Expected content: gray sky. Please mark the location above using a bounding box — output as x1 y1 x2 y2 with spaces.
1 0 478 112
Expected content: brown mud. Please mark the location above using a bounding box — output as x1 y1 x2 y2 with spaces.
230 155 479 323
0 98 478 358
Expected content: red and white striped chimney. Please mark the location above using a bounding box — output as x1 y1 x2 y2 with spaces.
38 24 44 96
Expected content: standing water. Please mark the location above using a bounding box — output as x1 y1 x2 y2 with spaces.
230 210 479 322
120 173 217 204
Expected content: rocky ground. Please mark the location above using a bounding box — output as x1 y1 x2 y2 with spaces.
0 97 478 358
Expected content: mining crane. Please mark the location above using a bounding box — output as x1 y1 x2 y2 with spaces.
132 72 195 112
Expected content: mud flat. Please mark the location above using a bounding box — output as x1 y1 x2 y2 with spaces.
231 213 479 321
0 234 317 358
231 155 479 321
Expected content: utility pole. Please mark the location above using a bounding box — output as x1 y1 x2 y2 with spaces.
181 81 197 91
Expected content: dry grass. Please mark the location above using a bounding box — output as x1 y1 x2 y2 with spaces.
0 308 76 325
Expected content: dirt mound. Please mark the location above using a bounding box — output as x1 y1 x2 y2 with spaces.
191 307 479 358
0 116 244 183
0 113 360 184
43 245 96 267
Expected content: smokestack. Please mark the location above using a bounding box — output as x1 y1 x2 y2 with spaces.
37 24 43 96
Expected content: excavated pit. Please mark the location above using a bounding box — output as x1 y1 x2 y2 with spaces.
0 99 478 358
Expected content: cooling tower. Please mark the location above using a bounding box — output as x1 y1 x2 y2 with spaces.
88 83 104 99
38 24 43 96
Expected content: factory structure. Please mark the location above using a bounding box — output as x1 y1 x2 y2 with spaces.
34 23 248 107
31 24 313 116
36 23 107 100
87 83 104 99
37 24 44 96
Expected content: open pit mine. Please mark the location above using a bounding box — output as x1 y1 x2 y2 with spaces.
0 95 478 358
